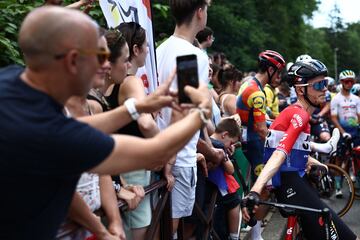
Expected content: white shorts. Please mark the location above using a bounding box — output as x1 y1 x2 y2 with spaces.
171 166 197 218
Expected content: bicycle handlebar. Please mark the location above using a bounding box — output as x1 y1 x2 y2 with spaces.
257 200 330 216
242 198 332 240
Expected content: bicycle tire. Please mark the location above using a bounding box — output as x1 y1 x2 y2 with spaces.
319 163 355 217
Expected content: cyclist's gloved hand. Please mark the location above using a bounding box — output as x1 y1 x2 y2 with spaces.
241 191 260 226
342 132 352 140
241 191 260 208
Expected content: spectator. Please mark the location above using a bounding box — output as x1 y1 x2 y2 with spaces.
0 6 211 239
115 21 159 240
208 118 241 240
210 63 222 94
218 67 243 117
196 26 214 53
156 0 211 236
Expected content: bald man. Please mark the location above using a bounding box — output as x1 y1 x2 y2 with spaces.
0 7 211 240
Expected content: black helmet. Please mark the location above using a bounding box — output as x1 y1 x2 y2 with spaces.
287 59 328 86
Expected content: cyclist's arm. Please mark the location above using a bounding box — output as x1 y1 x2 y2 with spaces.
254 121 268 141
251 150 286 194
307 156 328 171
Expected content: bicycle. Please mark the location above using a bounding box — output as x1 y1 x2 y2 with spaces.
243 197 335 240
308 163 355 217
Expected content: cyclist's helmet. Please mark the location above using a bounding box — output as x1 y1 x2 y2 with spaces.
287 59 328 87
258 50 286 72
325 76 335 86
351 83 360 95
295 54 312 62
339 70 356 81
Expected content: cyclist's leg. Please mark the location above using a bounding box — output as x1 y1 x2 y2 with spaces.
334 137 348 195
244 139 266 240
311 121 331 143
274 172 357 240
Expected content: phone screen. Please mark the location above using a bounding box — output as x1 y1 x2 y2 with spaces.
176 54 199 103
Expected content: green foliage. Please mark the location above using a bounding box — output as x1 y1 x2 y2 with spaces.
0 0 41 66
0 0 105 67
1 0 360 76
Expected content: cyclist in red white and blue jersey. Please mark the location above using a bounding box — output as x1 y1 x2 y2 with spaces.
242 59 358 240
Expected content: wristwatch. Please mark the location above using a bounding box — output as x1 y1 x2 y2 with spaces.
124 98 140 121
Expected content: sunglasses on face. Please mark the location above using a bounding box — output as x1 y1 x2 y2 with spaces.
297 79 328 91
55 49 110 65
342 79 355 85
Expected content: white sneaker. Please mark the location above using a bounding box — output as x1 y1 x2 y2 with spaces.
329 128 340 156
335 189 343 198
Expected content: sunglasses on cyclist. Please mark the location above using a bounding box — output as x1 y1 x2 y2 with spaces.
341 79 355 85
55 49 110 65
296 79 328 91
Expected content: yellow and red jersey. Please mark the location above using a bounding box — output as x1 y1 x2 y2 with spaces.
236 78 266 141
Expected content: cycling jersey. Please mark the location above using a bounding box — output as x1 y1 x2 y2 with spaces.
264 105 311 187
264 84 279 118
236 77 266 142
330 93 360 136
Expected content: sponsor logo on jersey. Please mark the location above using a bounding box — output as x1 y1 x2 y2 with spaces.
253 96 264 109
290 114 303 128
254 164 264 176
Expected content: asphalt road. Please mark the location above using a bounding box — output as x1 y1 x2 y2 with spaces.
342 198 360 236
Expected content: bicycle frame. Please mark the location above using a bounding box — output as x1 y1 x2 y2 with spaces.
285 215 297 240
245 198 332 240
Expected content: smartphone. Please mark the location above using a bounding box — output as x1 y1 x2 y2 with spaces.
176 54 199 103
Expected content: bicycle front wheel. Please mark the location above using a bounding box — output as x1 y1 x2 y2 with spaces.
319 163 355 217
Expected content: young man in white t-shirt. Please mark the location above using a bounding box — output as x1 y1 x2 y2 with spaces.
156 0 211 236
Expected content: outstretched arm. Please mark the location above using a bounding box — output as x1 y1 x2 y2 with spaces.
90 84 212 175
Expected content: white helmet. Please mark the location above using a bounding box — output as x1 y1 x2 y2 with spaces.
339 70 356 81
295 54 312 62
325 76 335 86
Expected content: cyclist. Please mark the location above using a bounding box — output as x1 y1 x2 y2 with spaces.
242 59 358 240
236 50 286 240
331 70 360 192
